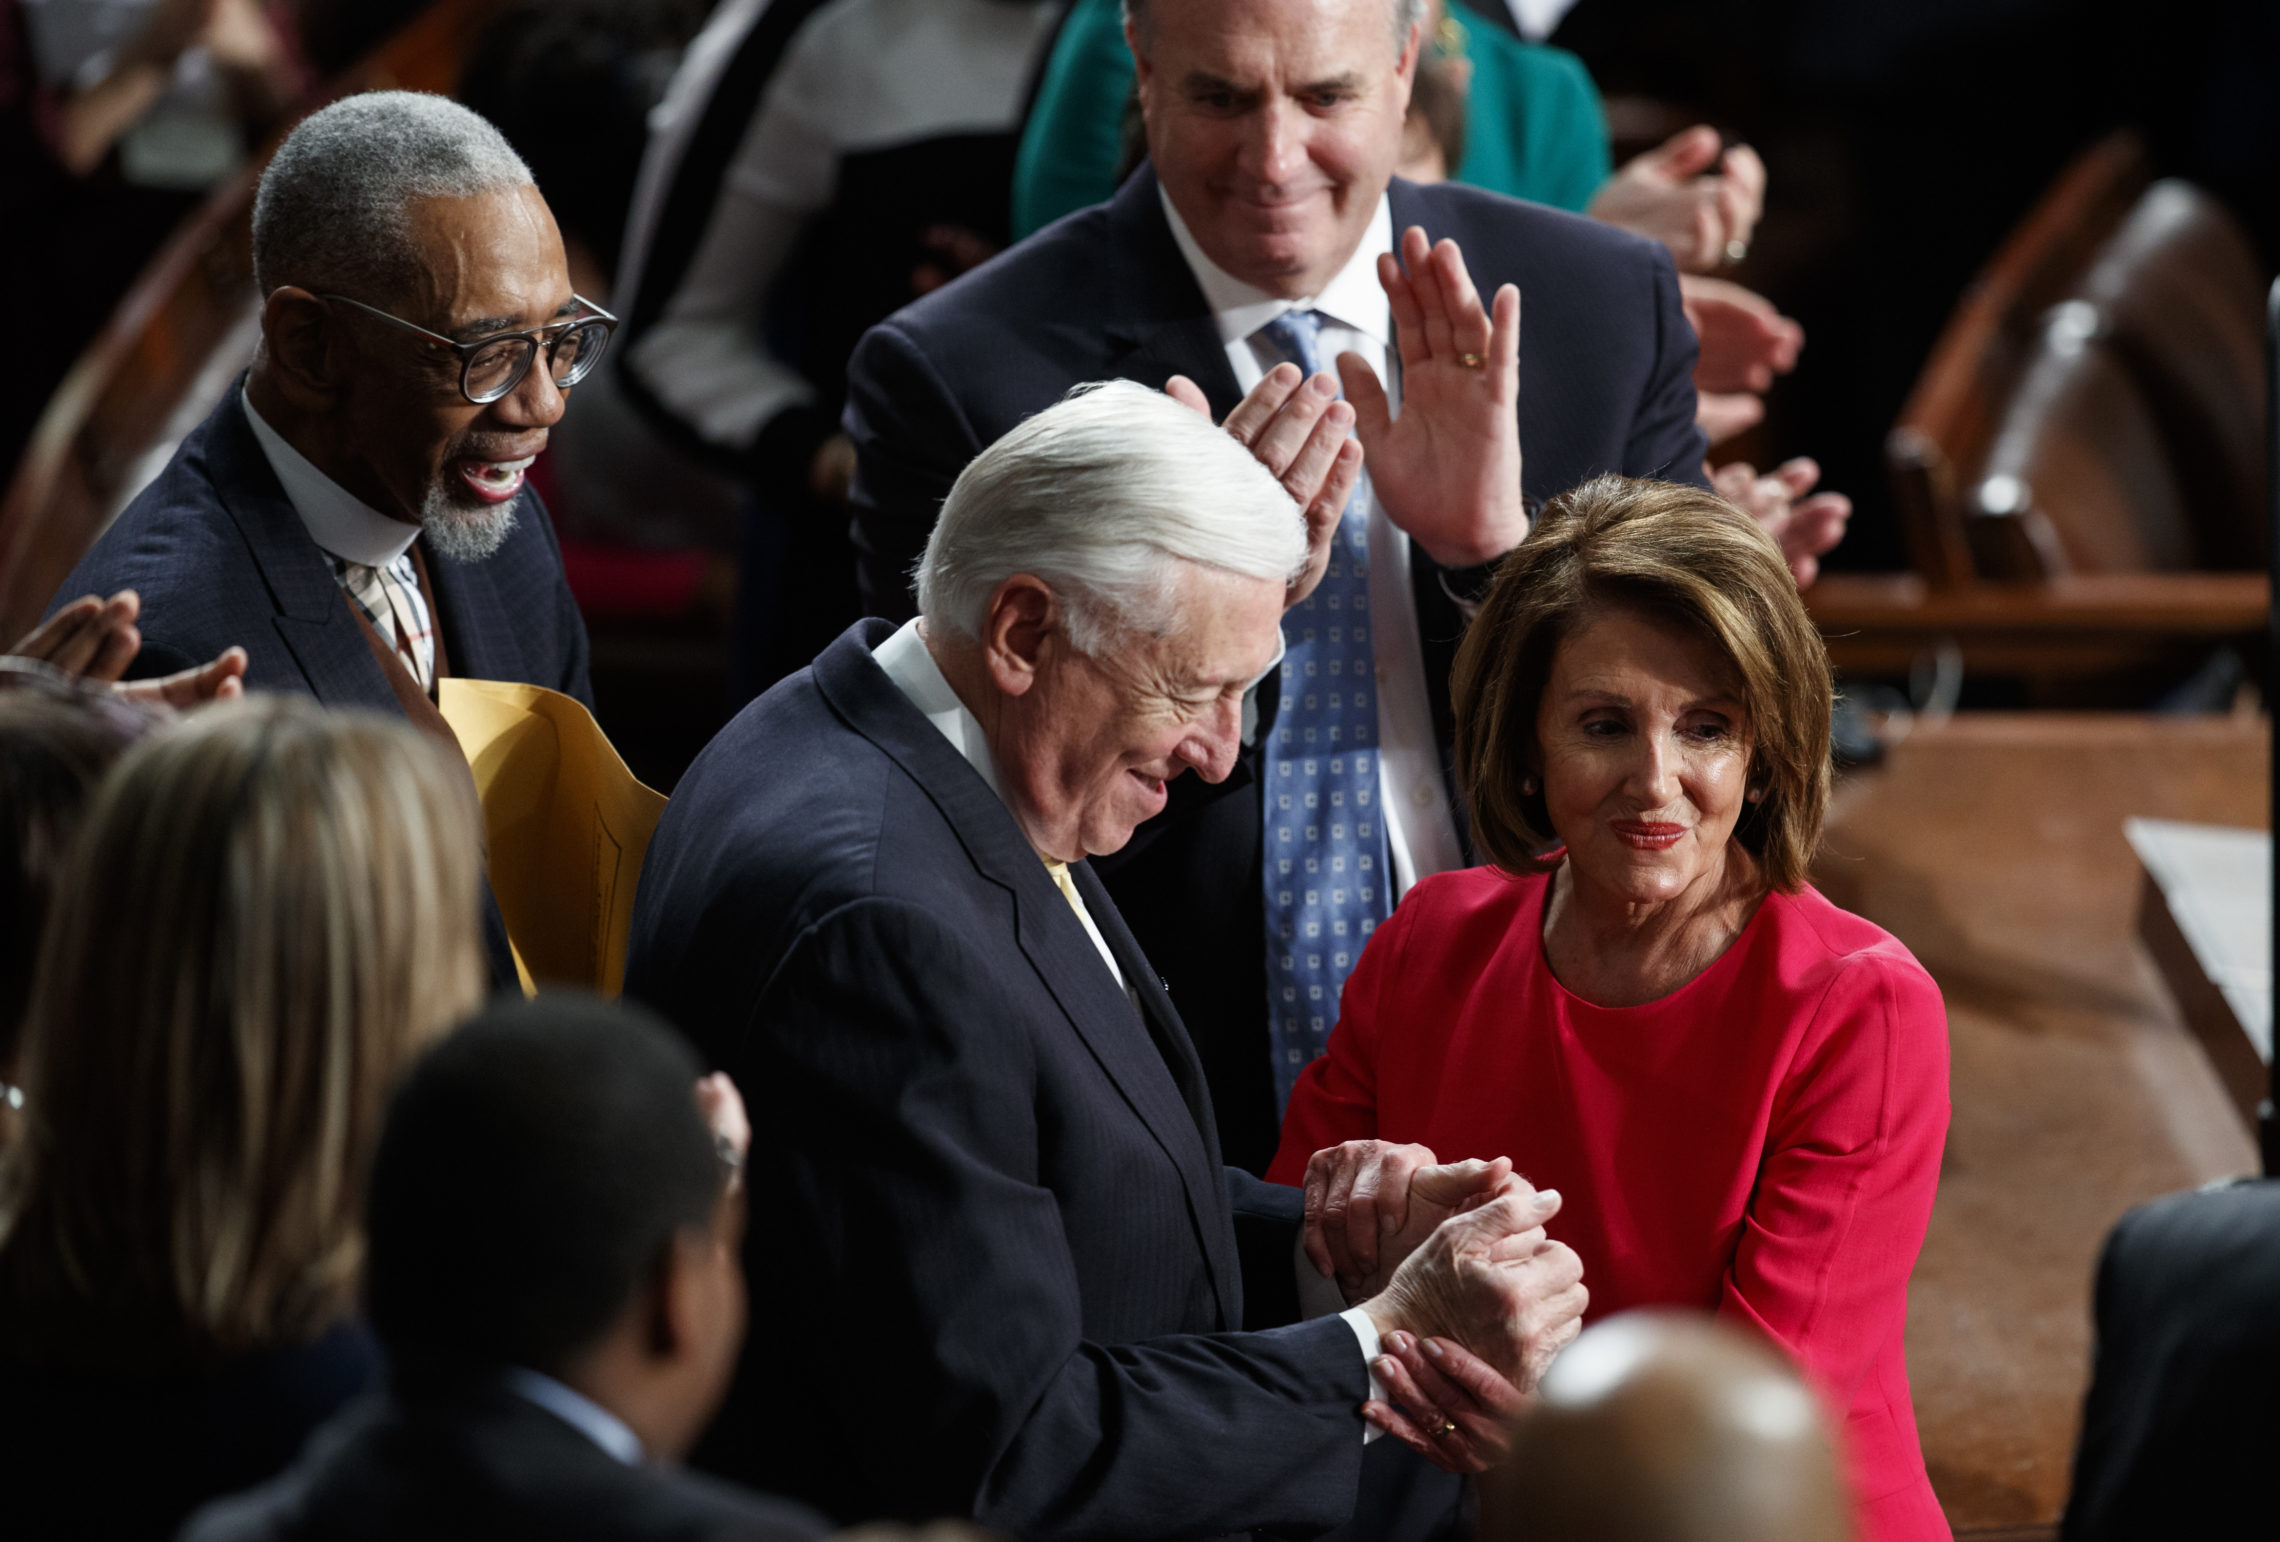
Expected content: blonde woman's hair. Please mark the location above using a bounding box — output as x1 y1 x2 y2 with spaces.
1452 476 1833 894
0 697 487 1357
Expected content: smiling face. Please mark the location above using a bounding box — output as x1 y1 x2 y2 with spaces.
1133 0 1418 299
332 182 576 554
998 562 1287 861
1534 605 1756 912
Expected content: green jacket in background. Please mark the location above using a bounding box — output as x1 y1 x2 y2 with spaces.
1009 0 1612 240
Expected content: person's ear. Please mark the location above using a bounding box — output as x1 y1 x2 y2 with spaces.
981 575 1058 699
260 287 349 411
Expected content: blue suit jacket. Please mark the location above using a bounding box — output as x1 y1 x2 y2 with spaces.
843 170 1708 1178
52 387 591 711
625 621 1368 1540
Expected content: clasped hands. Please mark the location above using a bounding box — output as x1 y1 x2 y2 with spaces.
1303 1139 1586 1475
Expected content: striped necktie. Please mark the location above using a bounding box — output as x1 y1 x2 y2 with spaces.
1253 308 1393 1114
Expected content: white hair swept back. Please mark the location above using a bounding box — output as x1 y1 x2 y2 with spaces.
253 91 533 302
916 380 1308 655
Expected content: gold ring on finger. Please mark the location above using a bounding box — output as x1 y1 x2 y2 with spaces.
1437 1418 1458 1437
1457 352 1486 369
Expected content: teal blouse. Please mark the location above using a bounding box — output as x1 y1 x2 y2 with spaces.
1009 0 1613 239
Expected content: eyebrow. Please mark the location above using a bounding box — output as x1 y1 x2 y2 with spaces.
1179 69 1367 99
1565 687 1741 708
449 297 581 343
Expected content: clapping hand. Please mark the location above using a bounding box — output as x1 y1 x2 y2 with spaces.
1588 126 1766 274
1166 365 1362 609
1337 227 1527 568
1681 274 1804 447
1302 1139 1524 1304
1712 457 1851 588
10 591 247 707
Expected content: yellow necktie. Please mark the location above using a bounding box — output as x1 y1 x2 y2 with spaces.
1043 859 1085 921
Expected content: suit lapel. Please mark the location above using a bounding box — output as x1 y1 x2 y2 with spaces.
205 391 401 714
1099 170 1244 416
814 623 1241 1323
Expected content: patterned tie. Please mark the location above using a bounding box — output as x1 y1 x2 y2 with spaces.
1255 309 1392 1113
334 554 436 691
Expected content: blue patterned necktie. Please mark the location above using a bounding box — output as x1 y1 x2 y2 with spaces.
1255 308 1393 1114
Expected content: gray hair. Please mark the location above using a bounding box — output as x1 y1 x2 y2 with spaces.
1123 0 1426 50
917 381 1308 655
253 91 533 302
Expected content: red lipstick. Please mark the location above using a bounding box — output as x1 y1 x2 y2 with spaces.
1610 820 1685 851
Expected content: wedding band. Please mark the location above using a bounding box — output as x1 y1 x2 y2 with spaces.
1723 239 1749 266
1435 1419 1458 1438
1457 352 1486 369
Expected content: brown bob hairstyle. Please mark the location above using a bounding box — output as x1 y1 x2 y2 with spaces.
1451 475 1833 893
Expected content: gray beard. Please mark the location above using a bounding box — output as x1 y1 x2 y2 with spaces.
419 483 520 562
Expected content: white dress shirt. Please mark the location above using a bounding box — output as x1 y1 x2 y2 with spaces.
504 1367 645 1465
1158 192 1467 897
870 619 1387 1433
242 393 422 568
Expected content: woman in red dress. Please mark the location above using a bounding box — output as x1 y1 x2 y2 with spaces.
1271 476 1951 1542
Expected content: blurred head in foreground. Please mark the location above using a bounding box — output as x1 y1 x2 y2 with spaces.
366 993 746 1461
0 696 486 1355
1479 1311 1851 1542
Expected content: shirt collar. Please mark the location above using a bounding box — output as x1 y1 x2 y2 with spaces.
241 390 422 568
871 618 1003 800
1158 185 1394 351
503 1367 644 1466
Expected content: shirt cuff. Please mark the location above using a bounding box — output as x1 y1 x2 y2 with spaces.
1341 1306 1388 1445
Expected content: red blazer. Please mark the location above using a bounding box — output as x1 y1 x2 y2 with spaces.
1270 867 1953 1542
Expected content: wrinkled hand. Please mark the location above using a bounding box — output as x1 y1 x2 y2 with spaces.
1365 1331 1528 1474
1588 125 1765 274
1712 456 1851 588
1362 1188 1586 1391
694 1072 750 1193
1302 1140 1522 1304
1167 366 1362 608
1681 274 1802 447
1337 227 1526 568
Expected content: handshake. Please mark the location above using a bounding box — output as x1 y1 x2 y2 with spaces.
1298 1141 1587 1475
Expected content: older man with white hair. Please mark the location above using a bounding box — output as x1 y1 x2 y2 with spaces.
52 90 597 733
626 375 1586 1538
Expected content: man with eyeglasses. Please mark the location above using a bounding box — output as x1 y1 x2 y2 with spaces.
50 90 601 741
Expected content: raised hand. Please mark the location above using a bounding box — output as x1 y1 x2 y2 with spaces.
1362 1188 1586 1391
1339 227 1526 569
1167 366 1362 608
1302 1140 1523 1304
1365 1331 1528 1474
116 648 248 708
1712 456 1851 588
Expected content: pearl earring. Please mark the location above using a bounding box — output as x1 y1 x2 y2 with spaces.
1521 774 1541 796
1746 785 1766 804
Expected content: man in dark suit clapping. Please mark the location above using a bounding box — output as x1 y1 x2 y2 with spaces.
628 377 1586 1539
845 0 1719 1179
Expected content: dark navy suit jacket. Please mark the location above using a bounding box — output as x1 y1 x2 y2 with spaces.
844 169 1709 1176
181 1383 829 1542
625 621 1369 1541
51 387 591 711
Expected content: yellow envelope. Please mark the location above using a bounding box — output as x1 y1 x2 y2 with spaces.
438 679 668 999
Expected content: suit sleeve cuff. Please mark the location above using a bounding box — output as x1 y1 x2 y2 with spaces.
1341 1306 1388 1445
